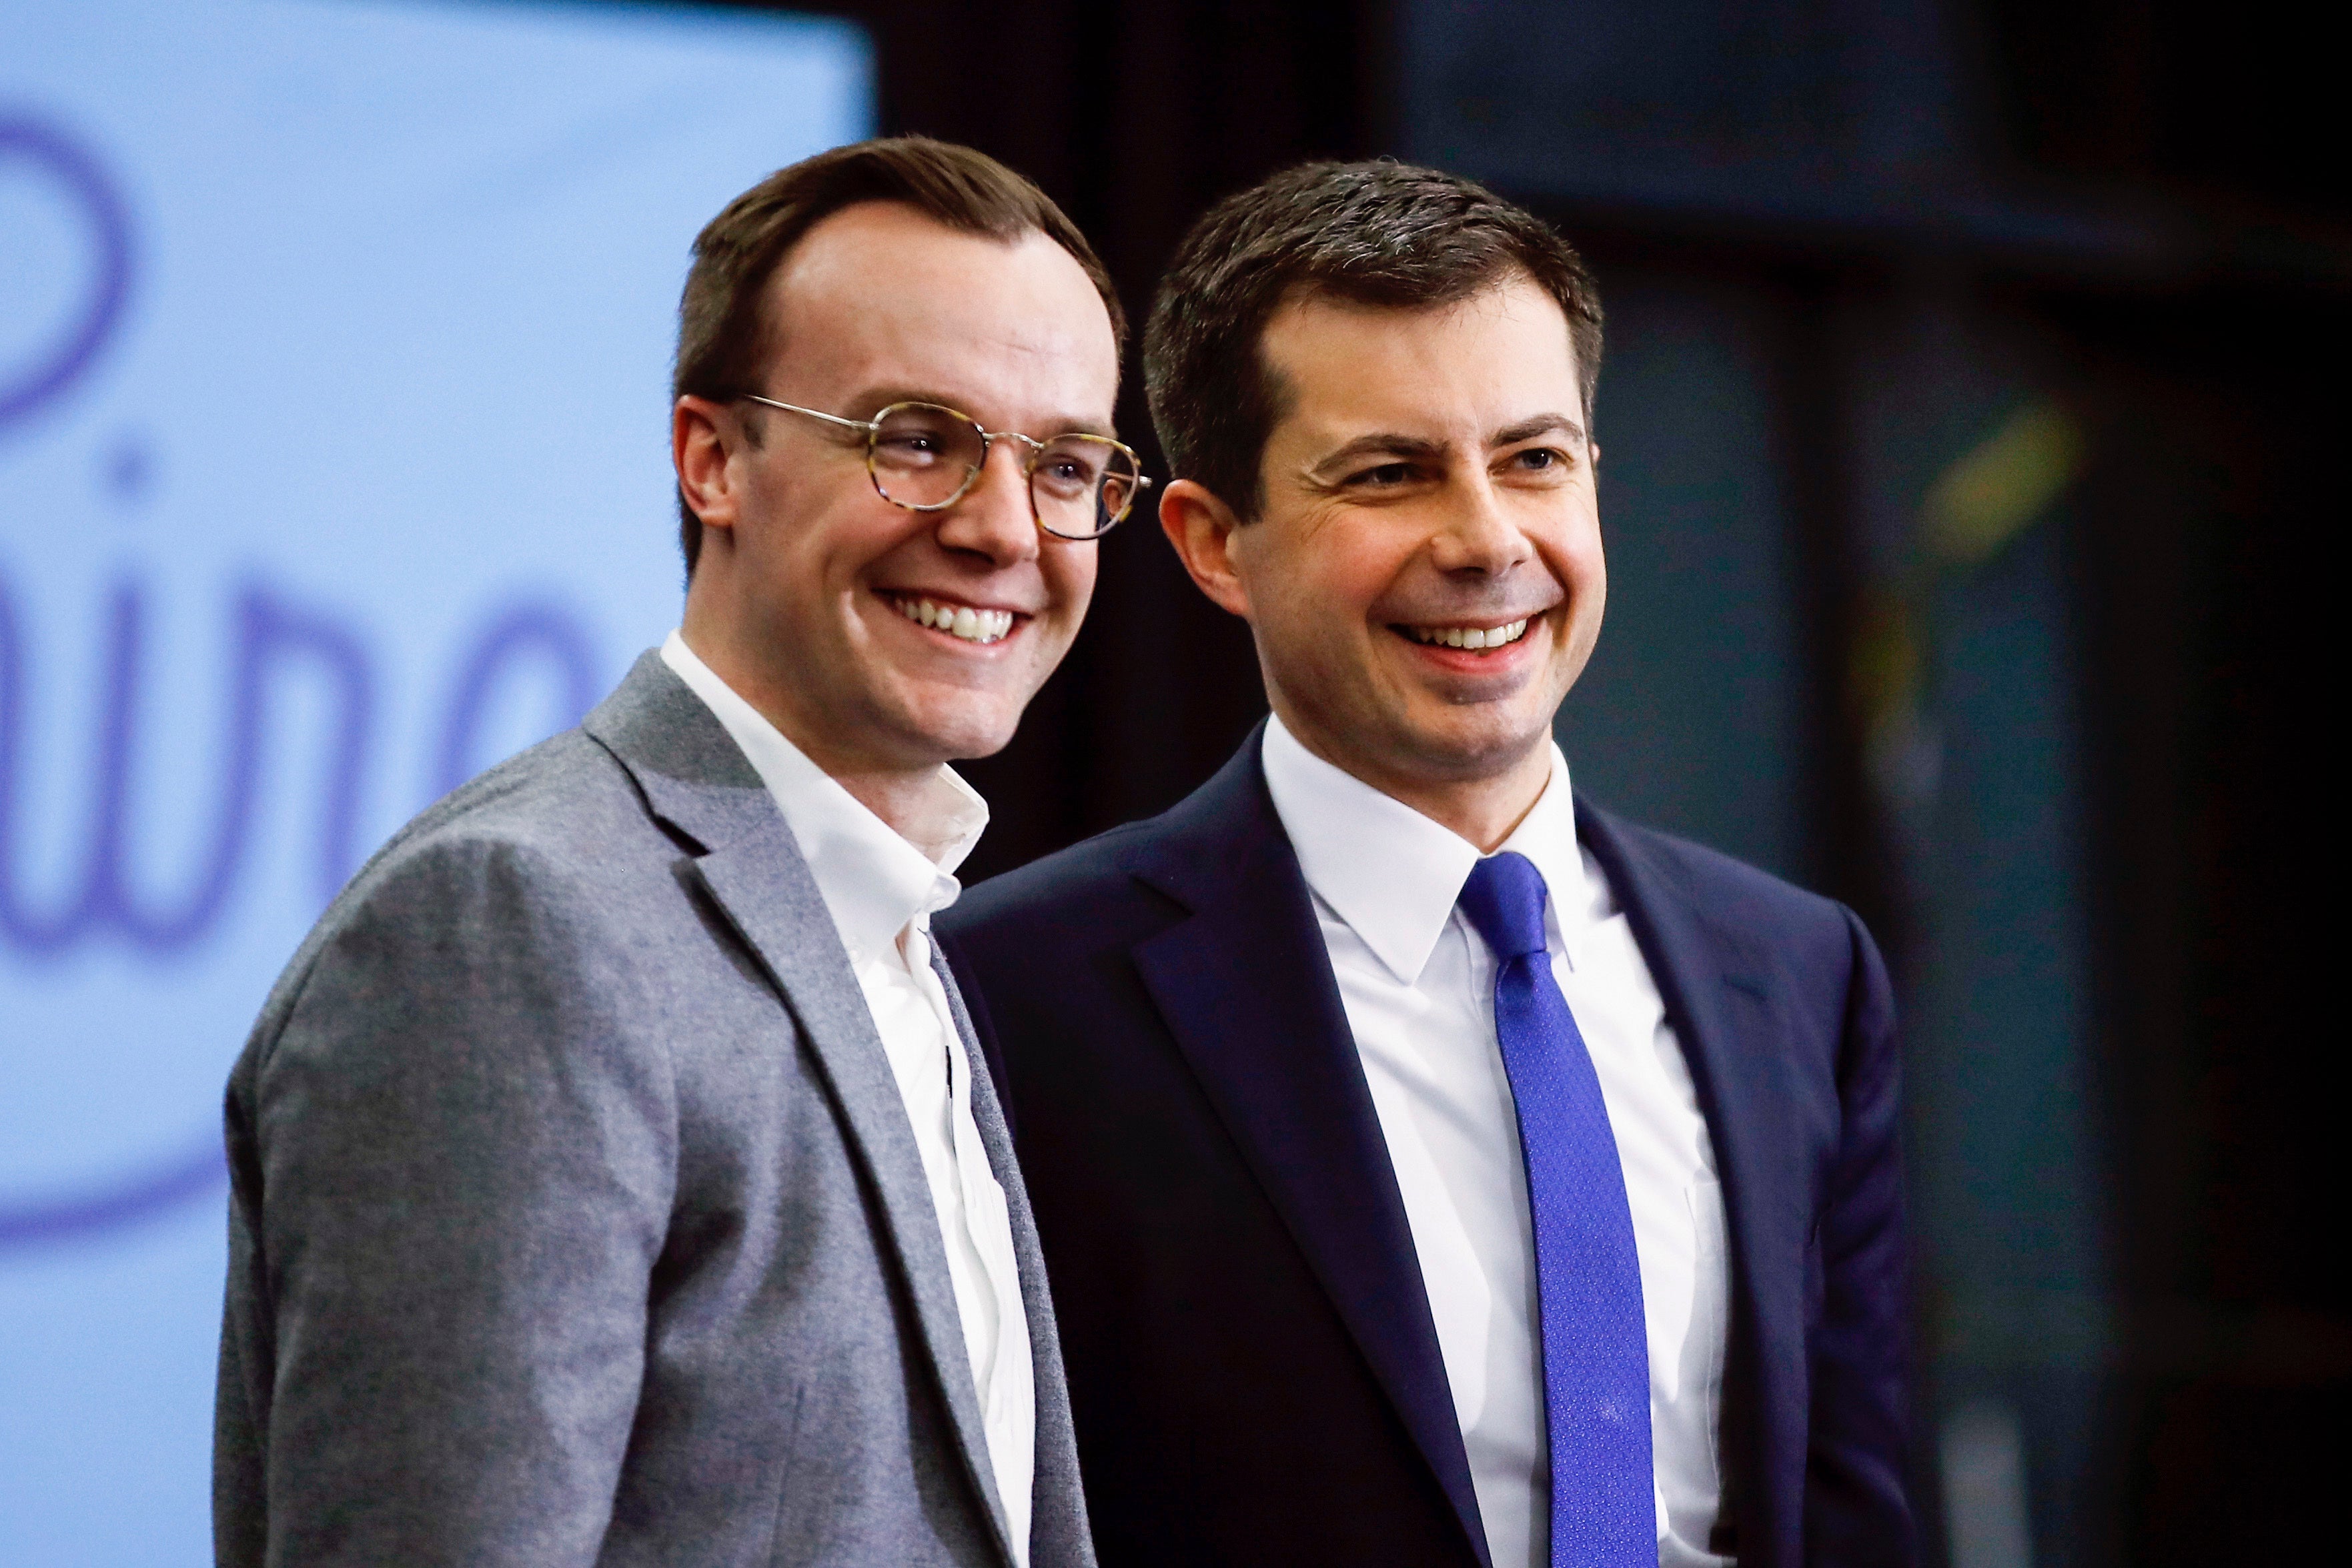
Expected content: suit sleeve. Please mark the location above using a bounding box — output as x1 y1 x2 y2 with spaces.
1804 906 1918 1566
243 838 676 1565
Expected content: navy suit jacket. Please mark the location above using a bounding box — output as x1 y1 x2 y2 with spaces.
937 732 1913 1568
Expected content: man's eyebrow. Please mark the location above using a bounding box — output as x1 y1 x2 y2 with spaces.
1308 432 1449 476
1307 417 1588 478
844 385 951 418
1493 413 1587 448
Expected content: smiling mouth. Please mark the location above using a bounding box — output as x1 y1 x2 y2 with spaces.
1400 618 1531 651
883 592 1019 646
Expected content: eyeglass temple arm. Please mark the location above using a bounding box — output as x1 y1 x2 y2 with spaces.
736 394 876 434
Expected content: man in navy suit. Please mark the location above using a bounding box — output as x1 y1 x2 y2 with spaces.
937 161 1913 1568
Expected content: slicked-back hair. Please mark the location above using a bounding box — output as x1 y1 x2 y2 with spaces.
672 136 1123 576
1143 160 1602 520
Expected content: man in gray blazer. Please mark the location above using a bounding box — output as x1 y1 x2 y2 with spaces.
213 137 1141 1567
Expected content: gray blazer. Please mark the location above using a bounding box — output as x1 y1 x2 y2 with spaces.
214 652 1092 1568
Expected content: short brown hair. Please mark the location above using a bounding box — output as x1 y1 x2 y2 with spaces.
672 136 1124 574
1143 160 1602 519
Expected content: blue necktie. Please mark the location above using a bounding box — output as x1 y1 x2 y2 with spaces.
1457 851 1655 1567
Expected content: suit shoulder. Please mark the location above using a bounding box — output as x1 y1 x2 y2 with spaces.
241 730 658 1060
352 727 655 894
1596 809 1862 954
945 818 1171 944
1596 813 1892 1057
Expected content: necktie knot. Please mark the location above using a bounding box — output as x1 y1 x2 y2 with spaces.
1457 850 1550 962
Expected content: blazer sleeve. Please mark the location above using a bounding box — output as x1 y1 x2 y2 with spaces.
1802 905 1917 1565
229 836 677 1565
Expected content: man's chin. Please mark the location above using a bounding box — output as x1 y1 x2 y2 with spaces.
1389 706 1557 784
885 696 1025 767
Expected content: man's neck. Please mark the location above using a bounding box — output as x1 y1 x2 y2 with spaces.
1271 706 1554 854
676 623 943 844
818 762 956 847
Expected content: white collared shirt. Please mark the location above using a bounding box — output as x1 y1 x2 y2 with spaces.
661 632 1035 1564
1261 714 1732 1568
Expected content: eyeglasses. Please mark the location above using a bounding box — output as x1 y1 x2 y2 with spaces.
737 396 1150 540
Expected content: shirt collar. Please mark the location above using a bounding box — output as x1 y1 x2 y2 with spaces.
1491 738 1597 964
1260 710 1590 986
661 630 987 967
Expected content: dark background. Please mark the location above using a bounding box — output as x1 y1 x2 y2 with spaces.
738 2 2341 1561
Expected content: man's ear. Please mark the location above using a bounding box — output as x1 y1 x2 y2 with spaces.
673 396 740 536
1159 479 1253 620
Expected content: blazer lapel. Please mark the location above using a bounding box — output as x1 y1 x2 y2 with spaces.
1576 800 1810 1561
1126 738 1492 1568
582 652 1018 1566
933 950 1090 1567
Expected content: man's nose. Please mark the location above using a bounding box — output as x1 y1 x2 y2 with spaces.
1427 470 1532 576
933 438 1041 567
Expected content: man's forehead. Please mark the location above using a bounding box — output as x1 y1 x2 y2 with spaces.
768 205 1102 336
791 337 1119 436
1259 281 1582 436
757 211 1119 426
772 199 1021 287
1263 276 1577 355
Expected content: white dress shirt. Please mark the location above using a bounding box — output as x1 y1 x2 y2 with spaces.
1261 714 1732 1568
662 632 1035 1563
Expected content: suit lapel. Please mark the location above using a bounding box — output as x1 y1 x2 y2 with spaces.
582 652 1017 1566
933 950 1089 1566
1575 801 1810 1557
1127 738 1492 1568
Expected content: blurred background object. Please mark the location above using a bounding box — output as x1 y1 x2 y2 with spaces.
3 1 2340 1563
1 1 870 1557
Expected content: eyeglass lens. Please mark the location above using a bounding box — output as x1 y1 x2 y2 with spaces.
868 404 1139 536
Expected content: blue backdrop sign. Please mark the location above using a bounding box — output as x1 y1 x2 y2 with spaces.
0 3 870 1558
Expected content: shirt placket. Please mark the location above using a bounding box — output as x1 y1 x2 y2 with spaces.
912 918 1031 1558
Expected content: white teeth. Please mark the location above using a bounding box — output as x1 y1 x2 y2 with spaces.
893 596 1014 644
1411 618 1528 650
